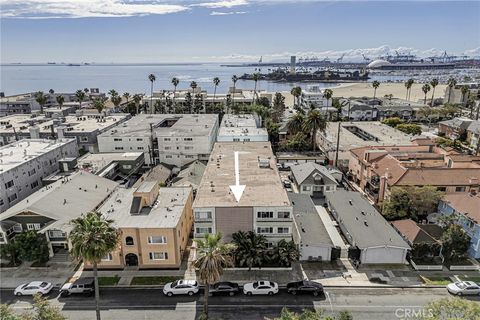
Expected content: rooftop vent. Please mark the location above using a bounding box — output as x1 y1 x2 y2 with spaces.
349 200 353 205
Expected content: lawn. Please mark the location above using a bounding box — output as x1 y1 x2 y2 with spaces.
98 276 120 286
421 276 452 285
130 276 182 286
459 276 480 283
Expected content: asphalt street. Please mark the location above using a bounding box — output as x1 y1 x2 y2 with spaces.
2 287 478 320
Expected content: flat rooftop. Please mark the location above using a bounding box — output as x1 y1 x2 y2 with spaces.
219 114 268 138
193 142 290 208
100 186 191 229
0 138 76 172
99 114 218 138
78 152 143 174
321 121 413 151
0 114 130 135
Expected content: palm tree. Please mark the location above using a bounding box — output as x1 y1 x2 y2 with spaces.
148 74 156 114
213 77 220 106
122 92 130 104
322 88 333 113
69 212 119 320
461 85 470 104
429 78 439 106
422 84 431 105
93 97 106 114
75 89 86 110
290 86 302 108
171 77 179 111
372 81 380 99
405 78 414 101
56 95 65 109
132 94 142 115
270 240 300 267
252 73 260 104
48 89 55 95
190 81 198 113
447 77 457 103
34 91 48 114
111 95 122 111
193 233 234 319
286 113 305 135
231 231 267 271
303 109 327 151
84 88 89 93
231 75 238 111
108 89 118 98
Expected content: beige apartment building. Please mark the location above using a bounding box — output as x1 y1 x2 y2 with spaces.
94 183 193 269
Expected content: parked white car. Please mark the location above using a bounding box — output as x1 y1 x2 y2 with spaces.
163 280 199 296
243 281 279 296
447 281 480 296
14 281 53 296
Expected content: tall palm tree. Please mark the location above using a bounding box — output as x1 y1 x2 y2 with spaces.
132 94 142 115
93 97 106 114
252 73 260 104
231 75 238 111
213 77 220 106
461 85 470 104
322 88 333 112
148 74 156 114
171 77 179 111
193 233 234 319
405 78 414 101
290 87 302 108
111 95 122 111
69 212 119 320
372 80 380 99
84 88 89 93
231 231 267 271
122 92 130 104
422 84 431 105
447 77 457 103
48 88 55 95
190 81 198 113
303 109 327 151
286 113 305 135
75 89 86 110
108 89 118 98
56 95 65 109
34 91 48 114
429 78 439 107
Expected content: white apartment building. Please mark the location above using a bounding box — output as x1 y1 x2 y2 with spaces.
193 142 292 245
97 114 219 167
217 114 268 142
300 86 332 110
0 138 78 213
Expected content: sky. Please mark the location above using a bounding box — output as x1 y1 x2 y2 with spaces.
1 0 479 63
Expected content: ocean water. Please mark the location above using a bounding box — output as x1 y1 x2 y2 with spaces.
0 63 341 96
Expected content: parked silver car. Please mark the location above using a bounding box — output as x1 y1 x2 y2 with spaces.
446 281 480 296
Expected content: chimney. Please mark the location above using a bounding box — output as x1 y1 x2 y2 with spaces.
57 126 65 139
29 126 40 139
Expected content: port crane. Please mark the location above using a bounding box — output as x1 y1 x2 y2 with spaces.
336 53 345 64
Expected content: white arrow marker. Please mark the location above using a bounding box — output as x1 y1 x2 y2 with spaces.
229 151 246 202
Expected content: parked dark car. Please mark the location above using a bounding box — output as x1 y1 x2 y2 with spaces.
209 282 240 296
287 280 323 296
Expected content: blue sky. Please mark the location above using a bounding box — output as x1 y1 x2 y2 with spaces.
1 0 479 63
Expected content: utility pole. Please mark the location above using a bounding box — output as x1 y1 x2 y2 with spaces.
334 121 341 168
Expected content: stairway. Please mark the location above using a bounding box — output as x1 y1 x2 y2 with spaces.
50 251 71 263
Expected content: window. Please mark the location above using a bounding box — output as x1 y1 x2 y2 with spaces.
5 180 14 188
114 138 122 142
185 155 194 159
184 138 193 141
0 233 5 243
257 227 273 234
12 224 23 232
125 236 134 246
115 147 124 150
437 187 446 192
196 227 212 234
233 138 240 142
243 138 250 142
8 193 17 203
31 181 39 189
136 138 143 141
149 252 168 260
195 211 212 219
185 146 193 150
48 230 66 238
101 253 113 261
148 236 167 244
277 227 290 234
164 138 171 141
257 211 274 219
455 186 466 192
0 199 3 206
28 169 36 176
165 146 171 150
123 165 132 169
26 223 41 231
80 137 89 142
278 211 290 219
302 186 311 191
166 155 172 159
137 147 144 150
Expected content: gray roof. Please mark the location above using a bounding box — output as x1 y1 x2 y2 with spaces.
288 193 333 247
172 160 206 189
325 190 410 250
1 172 118 228
439 117 473 130
290 162 338 185
466 120 480 134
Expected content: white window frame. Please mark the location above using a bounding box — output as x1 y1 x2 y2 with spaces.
148 236 167 244
277 227 290 234
149 252 168 260
26 223 41 231
196 227 212 234
101 253 113 261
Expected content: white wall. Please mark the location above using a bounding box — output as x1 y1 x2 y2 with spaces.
299 244 331 261
360 246 408 264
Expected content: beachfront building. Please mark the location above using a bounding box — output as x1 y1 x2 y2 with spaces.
0 113 131 152
316 121 413 168
299 86 333 111
444 83 480 105
437 193 480 259
348 143 480 204
325 190 410 264
193 142 292 244
94 184 193 269
97 114 219 167
289 192 334 261
0 138 78 213
0 172 118 257
217 114 268 142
